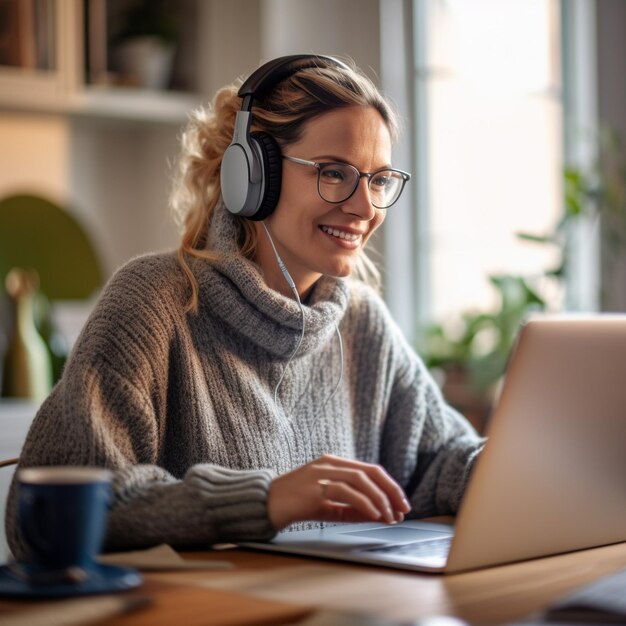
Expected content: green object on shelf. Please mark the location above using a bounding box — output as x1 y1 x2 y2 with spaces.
0 194 103 300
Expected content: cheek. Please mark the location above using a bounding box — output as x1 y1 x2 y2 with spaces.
273 178 319 225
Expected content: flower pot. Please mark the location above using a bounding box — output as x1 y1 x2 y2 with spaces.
113 36 175 90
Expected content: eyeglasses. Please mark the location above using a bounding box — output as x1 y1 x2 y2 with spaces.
283 156 411 209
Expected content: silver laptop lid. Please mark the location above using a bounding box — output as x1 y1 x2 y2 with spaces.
447 315 626 572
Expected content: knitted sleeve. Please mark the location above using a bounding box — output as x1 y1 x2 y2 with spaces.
347 282 485 517
382 356 485 517
5 255 276 559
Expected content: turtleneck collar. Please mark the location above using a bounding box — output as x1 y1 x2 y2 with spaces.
192 205 350 359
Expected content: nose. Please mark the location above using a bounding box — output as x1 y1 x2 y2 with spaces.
341 177 377 220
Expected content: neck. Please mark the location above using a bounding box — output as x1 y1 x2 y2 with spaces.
261 265 318 300
255 223 320 299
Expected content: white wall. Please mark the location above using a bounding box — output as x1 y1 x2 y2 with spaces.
0 114 70 205
199 0 263 96
260 0 381 80
68 118 181 276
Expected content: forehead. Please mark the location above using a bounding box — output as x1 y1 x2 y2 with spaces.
295 106 392 164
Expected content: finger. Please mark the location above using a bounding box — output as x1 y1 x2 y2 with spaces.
315 463 409 522
316 469 394 523
320 503 382 524
317 479 332 500
317 456 411 514
317 479 385 522
332 458 410 513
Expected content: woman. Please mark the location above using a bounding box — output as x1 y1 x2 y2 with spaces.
6 55 484 557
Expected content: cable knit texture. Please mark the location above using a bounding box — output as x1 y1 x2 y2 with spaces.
6 208 484 558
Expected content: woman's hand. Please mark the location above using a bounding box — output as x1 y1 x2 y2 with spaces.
267 454 411 531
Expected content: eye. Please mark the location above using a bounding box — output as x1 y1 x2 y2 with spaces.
320 165 348 184
371 172 392 189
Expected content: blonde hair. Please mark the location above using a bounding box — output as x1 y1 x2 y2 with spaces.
170 57 400 312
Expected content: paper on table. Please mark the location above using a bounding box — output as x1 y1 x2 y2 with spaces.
98 543 233 571
544 567 626 624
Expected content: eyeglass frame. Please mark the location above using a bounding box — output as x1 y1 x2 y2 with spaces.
282 155 411 209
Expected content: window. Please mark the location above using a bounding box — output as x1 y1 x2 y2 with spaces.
413 0 563 325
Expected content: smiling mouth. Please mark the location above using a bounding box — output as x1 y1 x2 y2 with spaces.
319 225 361 242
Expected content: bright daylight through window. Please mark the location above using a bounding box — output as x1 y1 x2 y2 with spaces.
415 0 562 324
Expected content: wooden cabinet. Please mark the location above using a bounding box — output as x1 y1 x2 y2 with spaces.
0 0 202 122
0 1 67 110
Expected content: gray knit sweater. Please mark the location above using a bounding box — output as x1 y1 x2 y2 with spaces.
6 209 484 558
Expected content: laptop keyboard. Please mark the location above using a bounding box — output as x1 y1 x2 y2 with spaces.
362 536 452 559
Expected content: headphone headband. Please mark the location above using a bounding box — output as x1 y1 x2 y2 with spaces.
237 54 350 109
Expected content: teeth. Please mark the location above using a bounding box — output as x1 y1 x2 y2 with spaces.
320 226 360 241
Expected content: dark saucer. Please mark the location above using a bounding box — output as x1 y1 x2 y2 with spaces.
0 561 142 598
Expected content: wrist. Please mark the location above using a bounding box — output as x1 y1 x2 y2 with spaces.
267 476 290 531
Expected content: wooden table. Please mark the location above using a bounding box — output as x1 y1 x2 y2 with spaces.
1 541 626 625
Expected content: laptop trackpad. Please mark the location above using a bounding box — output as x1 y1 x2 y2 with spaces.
341 526 451 542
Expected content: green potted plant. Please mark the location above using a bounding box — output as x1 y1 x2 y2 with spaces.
418 126 626 433
418 275 545 433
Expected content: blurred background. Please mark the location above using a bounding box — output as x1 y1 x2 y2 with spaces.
0 0 625 431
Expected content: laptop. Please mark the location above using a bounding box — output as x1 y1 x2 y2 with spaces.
242 315 626 573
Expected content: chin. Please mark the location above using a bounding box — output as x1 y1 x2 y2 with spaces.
322 262 356 278
313 250 361 279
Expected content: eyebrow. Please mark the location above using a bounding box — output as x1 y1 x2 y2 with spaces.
311 155 394 170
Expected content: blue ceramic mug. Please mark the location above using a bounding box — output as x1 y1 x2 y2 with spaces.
17 467 112 570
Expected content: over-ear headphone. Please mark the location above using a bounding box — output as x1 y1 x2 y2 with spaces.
220 54 350 221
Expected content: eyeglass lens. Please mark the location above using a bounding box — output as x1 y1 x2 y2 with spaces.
318 163 405 208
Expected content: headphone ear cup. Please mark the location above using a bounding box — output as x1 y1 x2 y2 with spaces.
248 131 283 221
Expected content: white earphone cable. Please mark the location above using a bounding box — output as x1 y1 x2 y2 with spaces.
261 222 305 407
324 322 344 407
261 222 344 413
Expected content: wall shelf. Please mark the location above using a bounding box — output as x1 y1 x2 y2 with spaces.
69 86 200 123
0 0 204 124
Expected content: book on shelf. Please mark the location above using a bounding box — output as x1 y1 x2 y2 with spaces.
85 0 110 85
0 0 55 71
